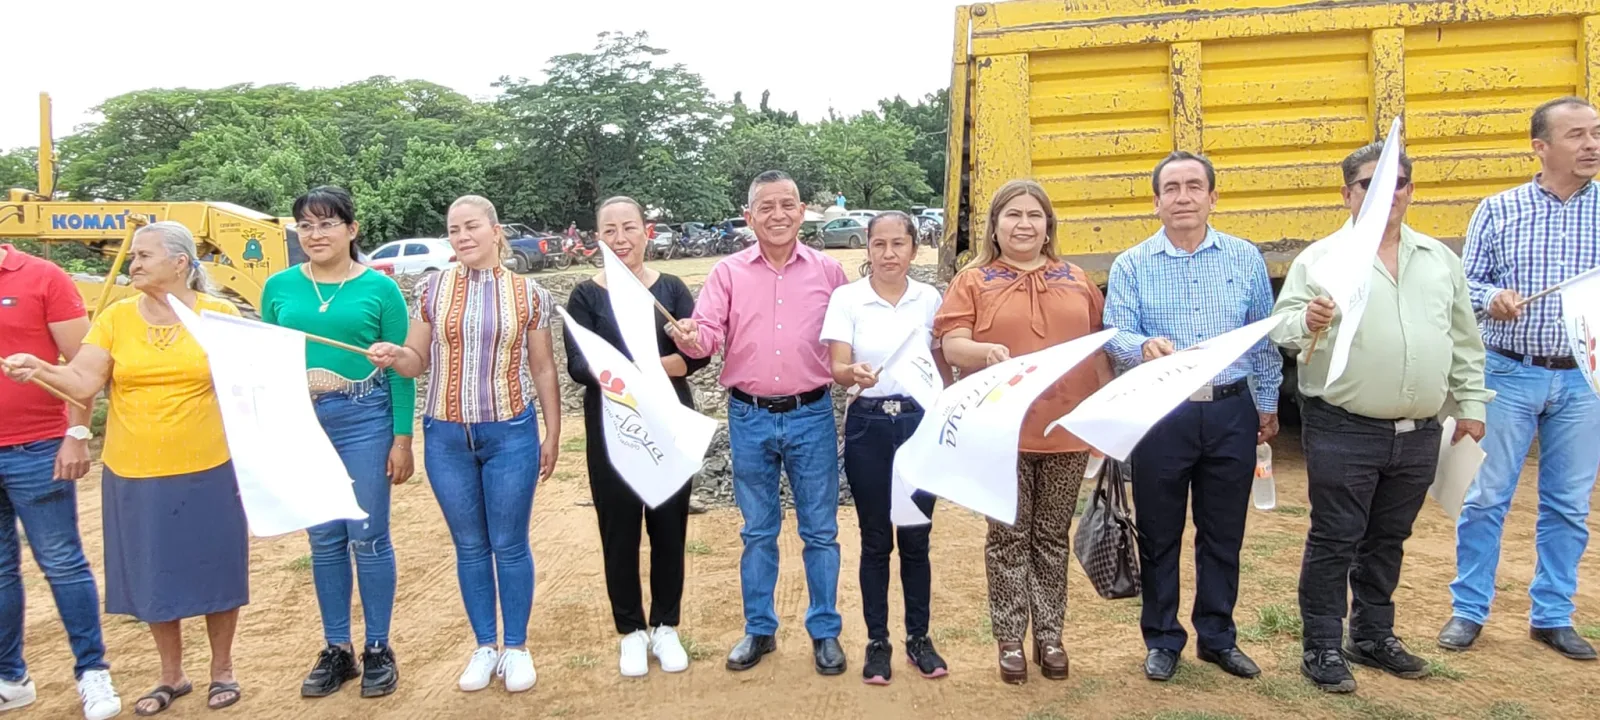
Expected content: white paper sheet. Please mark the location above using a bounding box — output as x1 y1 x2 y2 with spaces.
167 296 368 537
1431 417 1486 522
876 327 943 526
1558 265 1600 398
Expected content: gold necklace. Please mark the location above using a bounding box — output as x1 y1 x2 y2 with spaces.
308 261 354 312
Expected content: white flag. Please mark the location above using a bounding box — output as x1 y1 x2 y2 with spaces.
1559 264 1600 397
166 295 368 537
558 306 717 507
1309 117 1404 387
896 329 1115 525
875 327 943 526
599 242 671 391
1047 316 1283 462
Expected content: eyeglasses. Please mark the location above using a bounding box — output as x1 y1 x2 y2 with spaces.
1352 176 1412 191
294 220 347 235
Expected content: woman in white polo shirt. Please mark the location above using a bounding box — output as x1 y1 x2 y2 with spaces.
820 211 953 686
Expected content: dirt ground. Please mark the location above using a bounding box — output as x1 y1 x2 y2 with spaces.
14 248 1600 719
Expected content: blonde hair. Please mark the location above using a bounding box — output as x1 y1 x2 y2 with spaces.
449 195 509 259
964 179 1059 270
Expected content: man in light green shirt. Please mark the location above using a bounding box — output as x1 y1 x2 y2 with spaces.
1271 142 1492 695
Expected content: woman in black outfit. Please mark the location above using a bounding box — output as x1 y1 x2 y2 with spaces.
563 196 708 678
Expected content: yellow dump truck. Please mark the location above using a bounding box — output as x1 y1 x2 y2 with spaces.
939 0 1600 283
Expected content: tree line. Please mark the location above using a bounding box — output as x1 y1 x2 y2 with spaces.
0 31 947 246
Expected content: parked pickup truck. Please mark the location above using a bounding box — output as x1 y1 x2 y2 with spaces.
504 223 559 274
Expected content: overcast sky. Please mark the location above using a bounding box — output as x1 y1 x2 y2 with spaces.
0 0 967 151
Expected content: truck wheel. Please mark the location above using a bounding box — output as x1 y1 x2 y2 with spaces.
511 250 531 274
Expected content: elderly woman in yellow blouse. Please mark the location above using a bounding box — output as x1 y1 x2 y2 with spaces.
3 222 249 716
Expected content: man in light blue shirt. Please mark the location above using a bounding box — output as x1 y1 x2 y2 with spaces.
1103 151 1282 684
1441 96 1600 661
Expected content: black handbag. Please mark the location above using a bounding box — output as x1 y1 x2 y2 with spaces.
1074 458 1142 600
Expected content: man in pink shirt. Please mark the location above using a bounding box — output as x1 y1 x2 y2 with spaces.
671 170 849 675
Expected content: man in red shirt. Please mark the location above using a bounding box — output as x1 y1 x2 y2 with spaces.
0 244 121 718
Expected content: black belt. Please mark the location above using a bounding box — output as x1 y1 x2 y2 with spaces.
731 385 828 413
1186 379 1248 403
1302 396 1439 433
1490 346 1577 370
852 395 921 416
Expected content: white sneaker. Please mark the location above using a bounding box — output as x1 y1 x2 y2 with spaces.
619 630 650 677
650 626 690 673
0 676 36 712
497 649 536 693
458 647 499 692
76 669 121 720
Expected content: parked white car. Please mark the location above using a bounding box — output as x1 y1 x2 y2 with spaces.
365 238 455 277
845 210 880 222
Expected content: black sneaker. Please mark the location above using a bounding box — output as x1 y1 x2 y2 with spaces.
361 643 399 698
1345 636 1429 679
862 640 892 686
302 644 359 698
1302 648 1356 693
906 635 949 679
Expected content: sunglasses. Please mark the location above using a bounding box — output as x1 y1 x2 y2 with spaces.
1352 176 1412 191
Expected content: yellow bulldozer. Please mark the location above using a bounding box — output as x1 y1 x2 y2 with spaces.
0 94 300 314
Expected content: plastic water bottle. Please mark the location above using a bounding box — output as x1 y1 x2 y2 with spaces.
1252 443 1277 511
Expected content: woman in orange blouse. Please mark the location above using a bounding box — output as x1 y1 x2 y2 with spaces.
933 179 1111 686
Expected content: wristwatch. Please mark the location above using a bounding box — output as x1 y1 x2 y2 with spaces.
65 425 93 441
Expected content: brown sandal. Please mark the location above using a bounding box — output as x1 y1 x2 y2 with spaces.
134 682 192 716
1034 638 1070 680
998 641 1027 684
206 681 242 710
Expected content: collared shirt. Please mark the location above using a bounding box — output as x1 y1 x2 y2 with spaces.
1103 226 1283 413
933 258 1112 454
678 242 848 396
819 276 942 398
414 265 554 423
1462 177 1600 357
1272 222 1494 421
0 245 87 447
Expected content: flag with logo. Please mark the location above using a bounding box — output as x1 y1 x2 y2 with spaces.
896 330 1115 525
167 295 368 537
872 327 943 526
1560 265 1600 397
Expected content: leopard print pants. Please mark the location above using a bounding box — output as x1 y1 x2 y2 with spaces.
986 451 1089 644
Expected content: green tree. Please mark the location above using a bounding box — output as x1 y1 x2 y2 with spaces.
360 137 489 240
878 89 948 202
0 148 37 191
816 112 932 209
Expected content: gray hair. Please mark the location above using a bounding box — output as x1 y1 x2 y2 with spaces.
747 170 797 206
1339 141 1413 186
134 221 210 293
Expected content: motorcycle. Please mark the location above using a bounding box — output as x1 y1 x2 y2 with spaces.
561 234 604 268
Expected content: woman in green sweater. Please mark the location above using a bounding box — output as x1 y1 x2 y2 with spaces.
260 186 415 700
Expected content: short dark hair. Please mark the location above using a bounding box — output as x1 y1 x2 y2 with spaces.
1151 151 1217 195
1532 96 1594 141
1339 141 1414 186
293 186 360 260
747 170 796 205
866 210 918 240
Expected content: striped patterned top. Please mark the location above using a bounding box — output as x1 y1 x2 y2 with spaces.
413 265 554 423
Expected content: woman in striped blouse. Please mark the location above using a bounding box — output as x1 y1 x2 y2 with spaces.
369 195 561 695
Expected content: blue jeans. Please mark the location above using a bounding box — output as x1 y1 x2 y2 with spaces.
1451 352 1600 628
0 439 108 680
309 388 397 647
424 410 539 647
728 394 842 639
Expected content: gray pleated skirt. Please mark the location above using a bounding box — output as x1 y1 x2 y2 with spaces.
102 461 250 623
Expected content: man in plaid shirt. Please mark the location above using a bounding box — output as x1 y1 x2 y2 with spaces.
1103 151 1282 683
1440 96 1600 661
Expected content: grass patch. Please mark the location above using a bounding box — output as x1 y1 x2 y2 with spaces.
1076 494 1090 517
1238 604 1302 642
1495 579 1519 592
286 555 312 572
1150 713 1243 720
1024 711 1071 720
685 539 712 556
933 615 996 645
564 654 598 670
1332 697 1433 720
1426 657 1467 681
678 633 715 662
1168 662 1221 690
1274 504 1309 517
1577 624 1600 640
1254 676 1317 703
1063 677 1105 703
560 435 586 453
1485 701 1537 720
1248 532 1301 560
546 708 572 718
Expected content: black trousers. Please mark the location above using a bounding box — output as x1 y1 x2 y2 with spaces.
1130 391 1257 653
842 400 936 640
1298 398 1439 650
586 438 690 635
